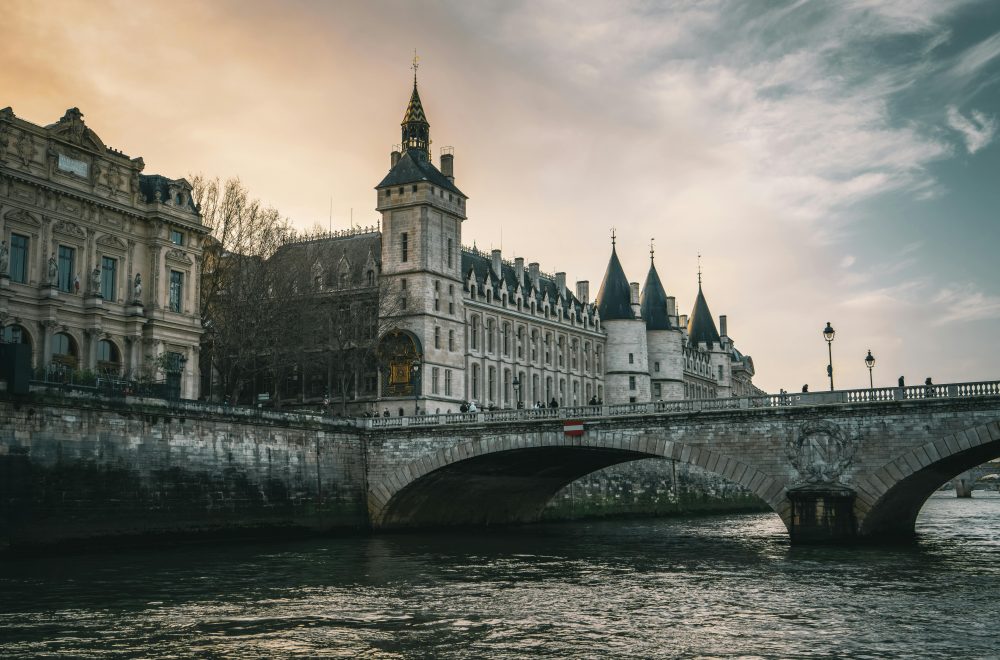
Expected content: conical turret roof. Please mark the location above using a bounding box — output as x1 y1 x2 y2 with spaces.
687 282 721 348
640 260 671 330
402 83 428 125
595 245 635 320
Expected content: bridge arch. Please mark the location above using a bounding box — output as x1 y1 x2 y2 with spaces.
369 430 788 529
855 419 1000 538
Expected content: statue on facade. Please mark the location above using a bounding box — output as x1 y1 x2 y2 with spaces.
133 272 142 302
47 254 58 285
0 240 8 276
90 266 101 295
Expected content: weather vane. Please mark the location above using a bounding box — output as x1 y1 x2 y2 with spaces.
650 238 655 263
412 49 420 83
611 227 616 247
697 252 702 286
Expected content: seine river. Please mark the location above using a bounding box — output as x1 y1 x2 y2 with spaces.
1 492 998 658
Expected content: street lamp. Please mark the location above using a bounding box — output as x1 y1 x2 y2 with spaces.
513 374 523 409
410 359 421 415
823 322 835 391
865 349 875 390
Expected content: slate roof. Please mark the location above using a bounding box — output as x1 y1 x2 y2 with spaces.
461 249 592 320
686 284 722 348
640 260 672 330
138 174 198 212
376 149 464 197
269 232 381 289
595 246 635 320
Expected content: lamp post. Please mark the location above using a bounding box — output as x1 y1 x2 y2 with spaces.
823 322 835 391
865 349 875 390
410 359 421 415
513 374 522 409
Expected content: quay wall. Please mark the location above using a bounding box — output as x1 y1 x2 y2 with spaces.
0 392 369 551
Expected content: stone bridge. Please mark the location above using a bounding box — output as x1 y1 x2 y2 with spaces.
363 382 1000 542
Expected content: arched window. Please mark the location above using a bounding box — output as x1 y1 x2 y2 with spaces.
1 324 31 347
471 364 480 400
471 316 479 350
51 332 78 367
434 326 441 349
96 339 121 375
367 270 374 286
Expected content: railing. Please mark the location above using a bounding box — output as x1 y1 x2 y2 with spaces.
357 380 1000 429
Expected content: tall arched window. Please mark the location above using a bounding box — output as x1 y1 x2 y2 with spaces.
96 339 121 375
51 332 78 367
1 324 31 347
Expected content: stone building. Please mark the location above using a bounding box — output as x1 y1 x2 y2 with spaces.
262 74 762 413
0 107 205 398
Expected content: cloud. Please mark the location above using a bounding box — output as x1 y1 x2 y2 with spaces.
950 30 1000 78
931 284 1000 324
946 105 998 153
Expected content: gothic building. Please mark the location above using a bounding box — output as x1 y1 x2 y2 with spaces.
268 74 762 413
0 107 205 398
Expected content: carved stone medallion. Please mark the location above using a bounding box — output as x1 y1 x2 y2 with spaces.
787 420 858 486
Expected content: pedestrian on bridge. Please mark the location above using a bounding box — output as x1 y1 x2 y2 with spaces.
898 376 905 387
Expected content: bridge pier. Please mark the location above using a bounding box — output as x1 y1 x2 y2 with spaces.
786 485 857 544
954 471 974 498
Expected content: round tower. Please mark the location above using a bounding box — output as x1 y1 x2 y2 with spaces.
641 246 683 400
594 236 650 404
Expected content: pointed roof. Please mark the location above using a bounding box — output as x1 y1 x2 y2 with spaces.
376 149 464 196
640 260 671 330
402 83 428 125
595 245 635 320
687 283 721 348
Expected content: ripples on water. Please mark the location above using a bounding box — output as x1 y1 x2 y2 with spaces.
1 492 999 658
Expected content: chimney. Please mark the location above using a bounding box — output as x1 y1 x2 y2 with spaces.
719 315 728 337
440 148 454 183
555 272 566 299
576 280 589 304
529 262 540 290
514 257 525 287
491 249 502 279
630 282 640 305
390 150 401 168
666 295 676 318
679 314 688 329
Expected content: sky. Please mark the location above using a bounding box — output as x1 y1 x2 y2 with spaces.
3 0 999 394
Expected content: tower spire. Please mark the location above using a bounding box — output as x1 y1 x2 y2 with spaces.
650 238 655 264
611 227 617 248
401 54 430 159
697 252 702 287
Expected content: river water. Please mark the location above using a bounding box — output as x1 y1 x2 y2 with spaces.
1 491 998 658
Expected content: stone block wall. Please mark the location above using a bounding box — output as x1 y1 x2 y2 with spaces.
0 393 368 551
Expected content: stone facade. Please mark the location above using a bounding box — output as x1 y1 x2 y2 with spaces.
0 107 206 398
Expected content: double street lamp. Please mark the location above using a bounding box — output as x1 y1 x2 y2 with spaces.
823 322 835 391
865 349 876 390
513 374 523 409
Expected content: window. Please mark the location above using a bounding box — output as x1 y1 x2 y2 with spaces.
432 367 440 394
367 270 374 286
449 301 454 315
1 324 29 346
719 365 724 381
400 278 407 310
558 336 564 367
100 256 116 300
445 369 452 396
629 376 636 390
488 366 495 402
9 233 28 283
654 361 660 372
412 184 418 192
169 230 184 246
169 270 183 312
471 316 479 350
502 323 510 356
401 232 408 262
434 326 441 349
628 353 634 365
486 319 494 353
504 369 511 405
51 332 77 366
471 364 479 399
96 339 121 374
653 383 662 398
516 326 524 358
447 238 453 268
57 245 75 292
448 329 455 351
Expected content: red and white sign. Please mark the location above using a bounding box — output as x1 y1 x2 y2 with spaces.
564 420 585 437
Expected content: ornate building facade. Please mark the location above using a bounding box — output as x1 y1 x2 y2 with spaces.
267 75 762 414
0 107 206 398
